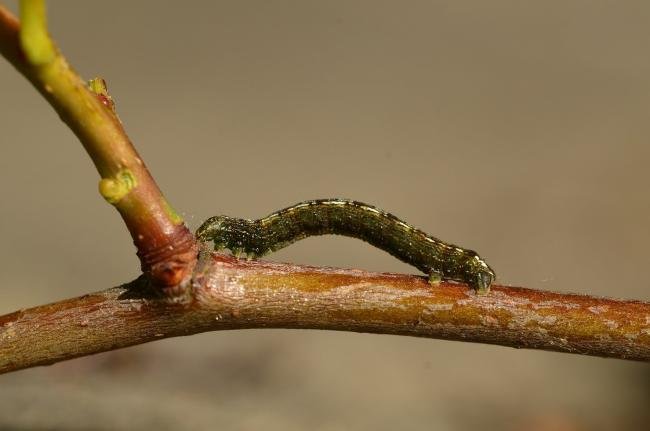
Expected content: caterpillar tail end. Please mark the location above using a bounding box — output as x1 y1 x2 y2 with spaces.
427 272 442 286
474 270 494 295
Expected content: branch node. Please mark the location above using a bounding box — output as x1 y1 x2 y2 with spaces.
137 225 199 292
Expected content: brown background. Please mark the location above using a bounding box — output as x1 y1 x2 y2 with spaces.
2 1 650 430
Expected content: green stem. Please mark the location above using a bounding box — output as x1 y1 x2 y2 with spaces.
19 0 54 65
1 2 197 291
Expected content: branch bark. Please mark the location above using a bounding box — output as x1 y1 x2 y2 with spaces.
2 252 649 374
3 2 650 374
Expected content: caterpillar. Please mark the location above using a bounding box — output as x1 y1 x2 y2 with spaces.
196 199 495 293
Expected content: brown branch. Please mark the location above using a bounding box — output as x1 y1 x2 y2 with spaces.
2 2 649 374
0 4 197 291
1 252 649 374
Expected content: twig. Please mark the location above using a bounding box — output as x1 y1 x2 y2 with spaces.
1 252 649 374
0 3 197 290
3 2 650 374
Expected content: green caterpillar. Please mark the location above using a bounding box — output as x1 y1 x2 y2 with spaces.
196 199 495 293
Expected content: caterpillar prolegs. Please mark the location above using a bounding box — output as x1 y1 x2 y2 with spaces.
196 199 495 293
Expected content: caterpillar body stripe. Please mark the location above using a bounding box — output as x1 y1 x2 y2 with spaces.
196 199 495 293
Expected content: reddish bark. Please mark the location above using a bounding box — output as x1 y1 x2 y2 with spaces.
1 253 648 374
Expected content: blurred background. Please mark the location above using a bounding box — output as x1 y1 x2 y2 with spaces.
2 1 650 429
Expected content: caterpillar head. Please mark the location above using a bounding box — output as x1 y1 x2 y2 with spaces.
196 216 258 256
196 215 232 251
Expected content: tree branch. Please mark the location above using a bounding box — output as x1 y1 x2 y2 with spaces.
0 3 197 291
1 252 649 374
3 3 650 374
